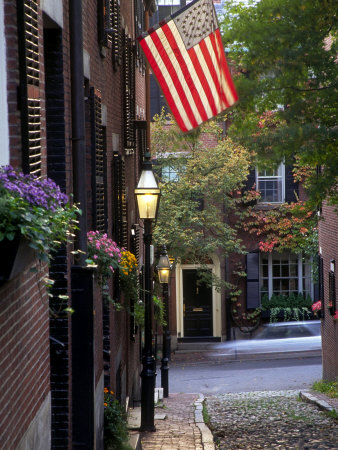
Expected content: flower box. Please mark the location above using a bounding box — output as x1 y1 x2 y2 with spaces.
0 235 35 285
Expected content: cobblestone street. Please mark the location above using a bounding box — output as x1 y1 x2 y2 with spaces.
206 390 338 449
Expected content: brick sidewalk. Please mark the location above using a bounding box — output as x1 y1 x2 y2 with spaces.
141 393 204 450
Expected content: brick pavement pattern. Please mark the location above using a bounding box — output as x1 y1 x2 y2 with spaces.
141 393 203 449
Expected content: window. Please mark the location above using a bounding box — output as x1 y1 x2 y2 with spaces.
256 164 284 203
161 163 180 182
260 251 313 299
157 0 181 5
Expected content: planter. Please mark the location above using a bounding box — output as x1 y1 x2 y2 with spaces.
0 236 36 285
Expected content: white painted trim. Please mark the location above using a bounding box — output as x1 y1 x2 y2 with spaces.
175 253 222 338
0 0 9 166
41 0 63 28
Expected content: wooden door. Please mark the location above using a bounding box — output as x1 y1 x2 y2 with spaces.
183 269 213 337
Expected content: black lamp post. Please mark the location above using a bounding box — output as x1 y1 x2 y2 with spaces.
157 246 172 398
135 151 160 432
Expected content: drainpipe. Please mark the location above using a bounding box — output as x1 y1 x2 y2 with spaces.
70 0 87 264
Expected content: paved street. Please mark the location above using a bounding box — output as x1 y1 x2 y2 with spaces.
157 356 323 394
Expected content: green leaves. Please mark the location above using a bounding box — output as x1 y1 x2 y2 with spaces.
220 0 338 206
152 112 251 267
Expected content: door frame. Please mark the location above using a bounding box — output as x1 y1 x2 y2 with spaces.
175 253 222 338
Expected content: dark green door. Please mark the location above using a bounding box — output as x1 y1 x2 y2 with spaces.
183 269 213 337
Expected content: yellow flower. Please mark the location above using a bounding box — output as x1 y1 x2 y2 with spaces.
104 387 109 393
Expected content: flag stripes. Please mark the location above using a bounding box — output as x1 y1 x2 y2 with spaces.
138 0 238 132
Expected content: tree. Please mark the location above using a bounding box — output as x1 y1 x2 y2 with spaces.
220 0 337 206
151 111 251 286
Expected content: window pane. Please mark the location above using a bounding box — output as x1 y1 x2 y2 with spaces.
273 279 280 291
273 264 280 277
262 264 268 277
281 265 289 277
290 264 298 276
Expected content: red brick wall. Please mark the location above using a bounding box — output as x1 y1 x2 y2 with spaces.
0 267 50 449
319 202 338 381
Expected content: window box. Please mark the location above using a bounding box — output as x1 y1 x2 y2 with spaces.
0 236 35 286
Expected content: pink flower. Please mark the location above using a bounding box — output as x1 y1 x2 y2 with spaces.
311 300 322 312
109 266 114 272
93 255 98 260
333 310 338 321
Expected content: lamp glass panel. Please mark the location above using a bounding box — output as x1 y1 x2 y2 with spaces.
158 269 170 284
136 191 159 219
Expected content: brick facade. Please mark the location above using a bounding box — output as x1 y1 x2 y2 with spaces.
1 0 149 448
319 203 338 381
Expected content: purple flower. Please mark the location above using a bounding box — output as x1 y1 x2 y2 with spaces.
0 165 68 210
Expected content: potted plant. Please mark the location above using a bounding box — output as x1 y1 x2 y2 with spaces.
0 165 80 284
86 231 122 287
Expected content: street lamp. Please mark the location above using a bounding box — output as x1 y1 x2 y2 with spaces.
157 246 172 398
135 151 160 432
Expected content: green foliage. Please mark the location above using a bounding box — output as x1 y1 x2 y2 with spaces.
153 295 167 327
220 0 338 206
261 293 313 310
104 389 132 450
261 293 313 322
0 169 80 263
133 301 145 328
312 379 338 399
152 110 251 273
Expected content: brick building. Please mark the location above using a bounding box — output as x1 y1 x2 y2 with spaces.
0 0 153 448
318 203 338 381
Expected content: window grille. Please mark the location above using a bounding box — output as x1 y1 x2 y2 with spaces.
17 0 41 176
112 0 122 70
257 164 284 203
90 88 107 233
123 32 136 153
112 154 128 249
260 252 313 299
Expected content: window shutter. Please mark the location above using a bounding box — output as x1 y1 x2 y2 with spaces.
17 0 41 176
134 0 145 72
284 165 298 203
112 155 128 249
135 120 147 179
123 32 136 154
112 0 122 70
246 252 260 308
90 88 107 233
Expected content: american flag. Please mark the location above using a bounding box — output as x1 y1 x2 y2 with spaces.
138 0 238 132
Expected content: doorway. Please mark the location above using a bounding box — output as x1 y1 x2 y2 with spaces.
183 269 213 337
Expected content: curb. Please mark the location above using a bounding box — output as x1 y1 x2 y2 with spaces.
194 394 215 450
299 391 336 412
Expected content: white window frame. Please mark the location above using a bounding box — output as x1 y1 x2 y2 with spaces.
260 251 313 300
256 163 285 203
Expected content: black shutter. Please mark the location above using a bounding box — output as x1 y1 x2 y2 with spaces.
246 252 260 308
90 88 107 233
134 0 145 73
318 255 324 317
245 167 256 191
135 120 147 178
112 155 128 249
123 32 136 154
17 0 41 176
284 165 298 203
112 0 122 70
